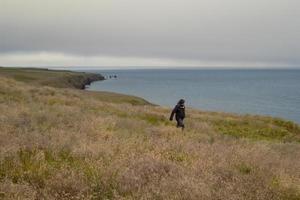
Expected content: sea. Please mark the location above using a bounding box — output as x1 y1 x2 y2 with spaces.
81 69 300 124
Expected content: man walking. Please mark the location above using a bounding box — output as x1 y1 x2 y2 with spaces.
169 99 186 130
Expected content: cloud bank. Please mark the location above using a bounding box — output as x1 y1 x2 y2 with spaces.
0 0 299 68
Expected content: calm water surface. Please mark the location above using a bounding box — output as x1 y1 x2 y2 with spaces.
84 69 300 123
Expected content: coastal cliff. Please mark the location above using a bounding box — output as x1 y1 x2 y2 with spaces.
0 67 104 89
65 73 104 89
0 67 299 200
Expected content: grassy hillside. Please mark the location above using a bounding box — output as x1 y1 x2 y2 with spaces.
0 68 299 199
0 67 105 89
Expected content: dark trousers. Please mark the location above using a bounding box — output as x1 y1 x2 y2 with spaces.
176 118 185 129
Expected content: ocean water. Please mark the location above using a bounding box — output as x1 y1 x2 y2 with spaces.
85 69 300 124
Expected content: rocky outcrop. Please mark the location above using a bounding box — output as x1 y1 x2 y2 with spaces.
72 73 105 89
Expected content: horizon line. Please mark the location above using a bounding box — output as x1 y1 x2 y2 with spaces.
1 65 299 70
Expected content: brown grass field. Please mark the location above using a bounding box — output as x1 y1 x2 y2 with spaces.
0 68 299 199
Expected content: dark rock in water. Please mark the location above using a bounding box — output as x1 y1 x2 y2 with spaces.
107 74 117 79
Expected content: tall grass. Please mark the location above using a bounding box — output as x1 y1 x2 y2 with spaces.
0 75 299 199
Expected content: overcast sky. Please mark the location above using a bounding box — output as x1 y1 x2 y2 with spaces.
0 0 299 68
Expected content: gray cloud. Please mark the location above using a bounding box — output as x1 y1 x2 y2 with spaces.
0 0 299 67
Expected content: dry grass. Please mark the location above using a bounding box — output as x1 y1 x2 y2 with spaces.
0 72 300 199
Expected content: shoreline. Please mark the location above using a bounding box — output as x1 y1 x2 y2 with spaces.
86 74 300 125
0 67 298 124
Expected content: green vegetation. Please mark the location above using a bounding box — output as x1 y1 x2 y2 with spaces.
0 67 299 199
0 67 104 89
210 115 300 142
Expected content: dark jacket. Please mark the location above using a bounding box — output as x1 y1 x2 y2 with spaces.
170 103 185 121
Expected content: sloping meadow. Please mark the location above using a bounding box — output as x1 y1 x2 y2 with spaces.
0 77 299 199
